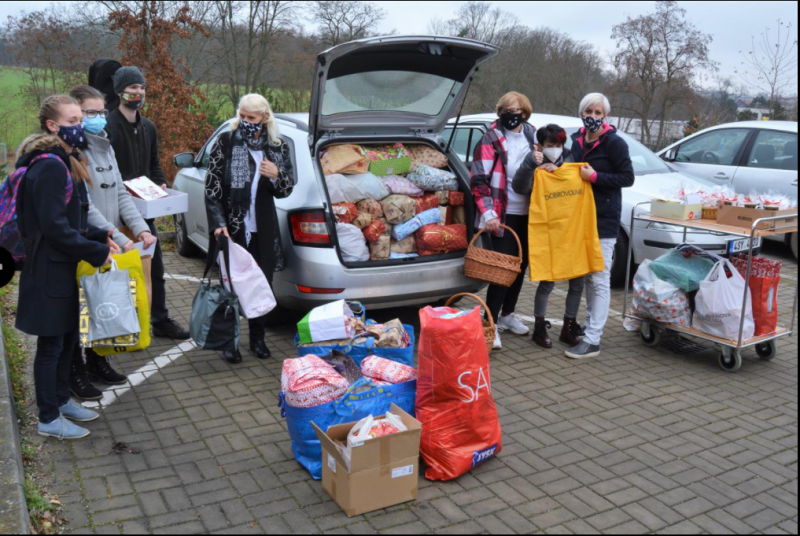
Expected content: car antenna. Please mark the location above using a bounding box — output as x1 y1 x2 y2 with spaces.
446 73 475 154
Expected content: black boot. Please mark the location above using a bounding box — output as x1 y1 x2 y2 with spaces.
152 318 191 340
70 350 103 401
223 349 243 364
532 317 553 349
85 349 128 385
249 319 272 360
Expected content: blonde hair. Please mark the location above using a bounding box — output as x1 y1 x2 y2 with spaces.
496 91 533 121
230 93 281 146
36 94 92 185
578 93 611 117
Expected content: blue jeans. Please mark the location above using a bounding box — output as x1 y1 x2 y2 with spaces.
583 238 617 345
34 331 78 423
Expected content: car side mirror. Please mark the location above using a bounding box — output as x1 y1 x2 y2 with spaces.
173 152 196 168
663 149 677 162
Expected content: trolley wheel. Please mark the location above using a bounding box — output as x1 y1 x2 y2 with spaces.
640 323 661 347
718 347 743 372
755 341 777 361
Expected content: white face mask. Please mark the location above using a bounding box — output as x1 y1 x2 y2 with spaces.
542 147 563 163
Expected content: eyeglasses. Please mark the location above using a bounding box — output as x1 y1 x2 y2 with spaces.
82 109 109 119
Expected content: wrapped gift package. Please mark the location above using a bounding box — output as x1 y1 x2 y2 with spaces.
362 221 386 243
406 164 458 192
407 144 448 169
415 194 440 215
364 143 414 177
415 224 468 254
392 208 441 241
321 145 370 175
333 202 358 224
281 355 349 408
381 195 417 224
356 199 384 219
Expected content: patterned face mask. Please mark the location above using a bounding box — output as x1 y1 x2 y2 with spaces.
57 123 87 149
582 115 604 133
239 120 263 140
121 92 145 110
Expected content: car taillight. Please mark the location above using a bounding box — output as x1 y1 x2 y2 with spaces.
297 285 345 294
290 210 331 246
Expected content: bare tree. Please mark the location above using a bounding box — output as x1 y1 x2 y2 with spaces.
311 0 386 47
612 1 714 147
736 19 797 121
429 1 519 46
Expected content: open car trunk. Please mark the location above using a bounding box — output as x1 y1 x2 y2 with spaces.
309 36 498 268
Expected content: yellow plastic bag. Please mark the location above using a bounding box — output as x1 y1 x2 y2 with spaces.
528 162 604 281
76 250 151 355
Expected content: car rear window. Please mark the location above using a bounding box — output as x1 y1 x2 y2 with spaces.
321 71 462 117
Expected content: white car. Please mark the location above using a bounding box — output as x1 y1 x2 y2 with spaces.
445 114 760 286
658 120 797 258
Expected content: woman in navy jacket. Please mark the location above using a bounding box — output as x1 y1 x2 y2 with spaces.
565 93 635 360
15 95 114 440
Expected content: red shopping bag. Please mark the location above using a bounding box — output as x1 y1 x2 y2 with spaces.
732 256 781 336
416 305 502 481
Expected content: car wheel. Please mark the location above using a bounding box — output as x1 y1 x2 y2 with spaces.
174 213 199 258
610 229 631 289
792 232 798 260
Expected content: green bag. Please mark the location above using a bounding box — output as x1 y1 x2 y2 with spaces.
364 144 413 177
650 249 715 292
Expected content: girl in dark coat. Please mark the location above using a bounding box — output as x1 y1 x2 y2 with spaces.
204 93 295 364
15 95 115 440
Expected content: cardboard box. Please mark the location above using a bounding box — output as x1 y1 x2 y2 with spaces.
650 199 703 221
717 205 798 232
129 188 188 219
312 404 421 517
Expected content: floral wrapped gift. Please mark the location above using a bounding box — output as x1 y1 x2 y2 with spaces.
370 235 391 260
406 164 459 192
391 207 441 241
381 175 424 197
406 144 449 169
390 235 417 254
362 355 418 384
380 195 417 224
362 221 386 243
356 199 384 219
352 212 373 230
332 202 358 224
281 355 349 408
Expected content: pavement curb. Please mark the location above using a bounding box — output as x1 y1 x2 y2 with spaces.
0 325 30 534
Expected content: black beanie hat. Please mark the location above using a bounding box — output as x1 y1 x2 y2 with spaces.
113 66 146 95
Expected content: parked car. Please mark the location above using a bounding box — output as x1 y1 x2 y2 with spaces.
172 36 499 313
444 114 761 287
657 120 797 258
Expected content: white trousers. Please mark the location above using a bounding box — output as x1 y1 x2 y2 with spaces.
583 238 617 346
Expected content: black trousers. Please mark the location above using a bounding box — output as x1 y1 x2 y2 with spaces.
246 232 275 340
34 331 78 423
147 219 169 324
485 214 530 323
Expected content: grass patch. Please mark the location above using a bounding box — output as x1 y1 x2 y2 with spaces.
0 277 29 423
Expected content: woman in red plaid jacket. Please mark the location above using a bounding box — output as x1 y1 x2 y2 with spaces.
470 91 538 350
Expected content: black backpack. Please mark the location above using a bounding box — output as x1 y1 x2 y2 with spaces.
89 58 122 111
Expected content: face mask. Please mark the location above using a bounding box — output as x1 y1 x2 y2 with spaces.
542 147 563 163
82 116 107 135
582 115 604 133
500 112 523 131
121 92 145 110
239 120 263 140
56 123 87 149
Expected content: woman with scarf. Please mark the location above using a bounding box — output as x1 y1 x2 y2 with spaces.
470 91 538 351
204 94 295 364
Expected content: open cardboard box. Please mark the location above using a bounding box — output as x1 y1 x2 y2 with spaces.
717 205 798 232
650 199 703 221
312 404 421 517
128 187 189 219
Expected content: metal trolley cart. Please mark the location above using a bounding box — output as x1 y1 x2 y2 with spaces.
623 201 798 372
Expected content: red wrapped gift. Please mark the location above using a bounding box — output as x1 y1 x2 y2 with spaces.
362 220 386 243
415 193 440 215
356 199 384 219
281 355 349 408
332 202 358 224
448 191 465 206
415 224 468 253
362 355 418 384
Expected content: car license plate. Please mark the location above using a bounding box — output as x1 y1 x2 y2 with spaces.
728 237 762 255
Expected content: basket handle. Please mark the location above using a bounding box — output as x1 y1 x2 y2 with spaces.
444 293 496 333
468 224 523 264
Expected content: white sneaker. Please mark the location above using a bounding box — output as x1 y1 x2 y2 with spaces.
493 327 502 350
498 313 530 335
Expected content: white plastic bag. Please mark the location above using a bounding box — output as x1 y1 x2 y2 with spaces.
347 412 408 448
693 259 755 340
632 259 691 327
326 172 390 203
336 223 369 262
219 241 277 319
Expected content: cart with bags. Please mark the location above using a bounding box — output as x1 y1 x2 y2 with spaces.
623 201 798 372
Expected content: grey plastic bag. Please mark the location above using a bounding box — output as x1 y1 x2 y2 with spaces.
81 261 141 342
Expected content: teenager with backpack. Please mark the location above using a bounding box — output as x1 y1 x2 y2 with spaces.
105 66 190 341
15 95 115 440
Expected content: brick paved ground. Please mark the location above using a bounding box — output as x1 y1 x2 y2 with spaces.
22 243 798 534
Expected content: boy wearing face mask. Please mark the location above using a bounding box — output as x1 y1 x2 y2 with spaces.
512 124 585 350
105 66 191 341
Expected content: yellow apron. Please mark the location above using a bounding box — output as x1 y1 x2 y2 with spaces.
77 250 151 355
528 162 604 281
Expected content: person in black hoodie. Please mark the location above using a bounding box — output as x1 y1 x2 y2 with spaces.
564 93 635 360
16 95 115 440
104 66 190 340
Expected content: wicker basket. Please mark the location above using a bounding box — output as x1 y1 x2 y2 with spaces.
464 225 522 287
445 293 496 354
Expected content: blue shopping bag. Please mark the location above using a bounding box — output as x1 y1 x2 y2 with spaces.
293 324 415 367
280 377 417 479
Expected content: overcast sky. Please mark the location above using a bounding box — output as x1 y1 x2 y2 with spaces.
2 1 797 93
